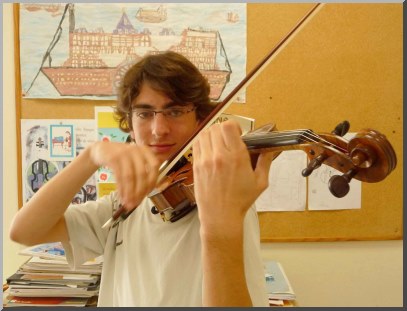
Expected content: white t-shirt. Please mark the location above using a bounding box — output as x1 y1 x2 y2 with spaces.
62 192 268 307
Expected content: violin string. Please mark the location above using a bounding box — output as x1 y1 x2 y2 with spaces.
279 130 348 153
299 131 348 153
243 129 348 153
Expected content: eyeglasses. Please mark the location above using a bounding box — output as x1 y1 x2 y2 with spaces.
131 105 196 121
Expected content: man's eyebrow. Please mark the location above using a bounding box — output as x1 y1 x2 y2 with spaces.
132 101 179 109
131 104 154 109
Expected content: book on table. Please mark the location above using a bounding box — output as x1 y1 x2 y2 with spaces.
4 242 102 307
3 295 89 307
18 242 66 260
264 261 296 302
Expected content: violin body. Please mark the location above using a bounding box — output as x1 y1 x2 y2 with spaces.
148 121 397 221
149 162 196 222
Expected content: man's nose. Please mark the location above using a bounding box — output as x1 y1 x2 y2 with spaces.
151 113 170 137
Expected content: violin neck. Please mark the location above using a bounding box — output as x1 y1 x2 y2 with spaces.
242 129 316 152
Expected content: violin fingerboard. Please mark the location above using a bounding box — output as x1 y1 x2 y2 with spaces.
242 130 311 150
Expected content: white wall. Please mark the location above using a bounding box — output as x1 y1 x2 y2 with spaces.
261 241 403 307
3 3 29 284
2 3 403 307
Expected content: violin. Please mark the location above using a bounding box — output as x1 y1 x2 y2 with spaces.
147 121 397 222
102 3 397 228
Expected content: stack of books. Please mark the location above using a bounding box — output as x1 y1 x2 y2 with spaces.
3 242 102 307
264 261 296 307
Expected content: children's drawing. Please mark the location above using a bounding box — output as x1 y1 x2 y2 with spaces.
307 133 361 210
255 150 307 212
21 3 64 17
20 3 247 102
135 4 167 23
96 108 129 185
72 185 97 204
26 159 59 194
21 119 97 203
50 124 75 158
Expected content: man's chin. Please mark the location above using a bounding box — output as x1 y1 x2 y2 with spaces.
156 153 172 166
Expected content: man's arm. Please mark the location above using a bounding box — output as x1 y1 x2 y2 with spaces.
200 220 251 306
10 142 159 246
10 146 98 246
193 120 273 306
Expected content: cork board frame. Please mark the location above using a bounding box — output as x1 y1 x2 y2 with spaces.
14 3 403 241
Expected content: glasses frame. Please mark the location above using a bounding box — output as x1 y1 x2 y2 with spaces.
130 105 197 121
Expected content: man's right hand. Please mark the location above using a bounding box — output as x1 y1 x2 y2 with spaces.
90 142 160 212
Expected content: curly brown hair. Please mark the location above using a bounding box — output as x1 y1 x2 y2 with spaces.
114 51 215 132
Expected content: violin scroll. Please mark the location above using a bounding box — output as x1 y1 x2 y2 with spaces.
347 129 397 181
308 127 397 198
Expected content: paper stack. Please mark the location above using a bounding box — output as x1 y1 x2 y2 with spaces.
3 242 102 307
264 261 296 307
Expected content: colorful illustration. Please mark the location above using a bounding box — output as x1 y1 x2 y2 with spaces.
50 125 74 158
26 159 59 194
21 119 97 203
95 107 128 198
95 107 128 196
20 3 247 102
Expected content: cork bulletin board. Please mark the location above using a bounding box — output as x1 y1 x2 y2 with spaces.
14 3 403 241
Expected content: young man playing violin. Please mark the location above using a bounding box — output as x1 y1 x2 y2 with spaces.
10 51 274 307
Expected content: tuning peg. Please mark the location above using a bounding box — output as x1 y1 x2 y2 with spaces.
328 169 358 198
331 120 350 137
302 154 328 177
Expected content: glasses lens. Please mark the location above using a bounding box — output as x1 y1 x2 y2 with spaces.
134 110 155 119
132 105 195 120
164 107 189 118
